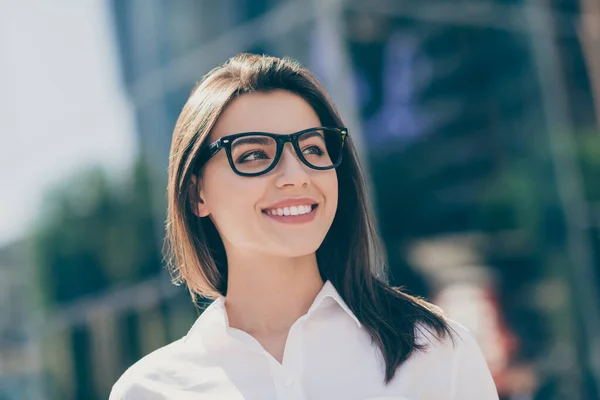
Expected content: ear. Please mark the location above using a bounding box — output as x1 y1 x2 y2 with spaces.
189 174 210 217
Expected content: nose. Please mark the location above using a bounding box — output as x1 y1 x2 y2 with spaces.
273 143 311 188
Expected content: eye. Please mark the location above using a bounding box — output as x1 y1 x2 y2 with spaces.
238 151 270 163
302 145 325 156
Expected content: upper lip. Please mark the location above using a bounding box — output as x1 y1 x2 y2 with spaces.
262 197 318 211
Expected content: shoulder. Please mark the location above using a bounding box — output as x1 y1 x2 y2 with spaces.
411 318 488 367
109 337 190 400
109 302 223 399
410 318 498 399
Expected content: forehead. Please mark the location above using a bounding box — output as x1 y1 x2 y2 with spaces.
209 90 322 141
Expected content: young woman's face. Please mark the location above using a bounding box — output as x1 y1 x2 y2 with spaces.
193 90 339 258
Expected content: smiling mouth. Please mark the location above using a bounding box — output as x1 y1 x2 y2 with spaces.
261 204 318 217
261 204 318 224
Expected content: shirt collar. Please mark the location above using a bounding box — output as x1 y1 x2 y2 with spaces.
307 280 362 328
185 280 362 345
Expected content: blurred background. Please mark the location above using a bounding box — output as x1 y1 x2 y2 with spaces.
1 0 599 399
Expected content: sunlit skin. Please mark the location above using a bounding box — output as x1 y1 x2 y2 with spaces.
190 90 339 361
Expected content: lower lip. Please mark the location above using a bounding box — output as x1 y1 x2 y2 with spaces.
262 205 318 224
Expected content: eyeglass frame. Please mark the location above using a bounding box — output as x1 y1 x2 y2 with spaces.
198 126 348 177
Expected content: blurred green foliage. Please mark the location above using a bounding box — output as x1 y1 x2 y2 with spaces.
32 157 163 306
577 131 600 202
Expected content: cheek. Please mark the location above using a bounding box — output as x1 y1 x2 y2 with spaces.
203 166 265 230
318 171 339 212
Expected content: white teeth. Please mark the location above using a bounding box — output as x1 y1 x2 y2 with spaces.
265 204 314 216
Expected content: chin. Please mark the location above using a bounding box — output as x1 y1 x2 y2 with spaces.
272 240 323 258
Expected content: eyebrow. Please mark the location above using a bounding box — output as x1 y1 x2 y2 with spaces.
231 136 273 148
298 130 325 141
228 129 326 149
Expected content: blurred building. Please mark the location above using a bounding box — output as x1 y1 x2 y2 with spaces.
0 240 45 400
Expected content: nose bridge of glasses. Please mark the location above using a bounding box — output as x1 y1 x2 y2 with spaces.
276 134 295 154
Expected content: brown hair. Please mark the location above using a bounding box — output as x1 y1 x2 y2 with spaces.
164 53 452 384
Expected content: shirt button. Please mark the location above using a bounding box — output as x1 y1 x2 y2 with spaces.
284 377 295 387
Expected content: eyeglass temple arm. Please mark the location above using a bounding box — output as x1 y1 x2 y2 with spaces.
208 140 225 156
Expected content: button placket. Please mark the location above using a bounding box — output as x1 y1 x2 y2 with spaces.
282 315 305 374
270 317 308 400
275 370 304 400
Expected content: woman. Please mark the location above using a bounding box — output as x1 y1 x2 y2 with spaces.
110 53 498 399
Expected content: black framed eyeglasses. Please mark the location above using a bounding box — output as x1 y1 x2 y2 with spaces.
199 126 348 177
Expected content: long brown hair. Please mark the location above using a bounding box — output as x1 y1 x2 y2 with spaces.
164 53 452 384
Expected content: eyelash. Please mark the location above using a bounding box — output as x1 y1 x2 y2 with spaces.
304 145 324 156
238 151 269 163
237 145 325 163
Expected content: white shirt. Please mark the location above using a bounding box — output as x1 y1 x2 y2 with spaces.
110 280 499 399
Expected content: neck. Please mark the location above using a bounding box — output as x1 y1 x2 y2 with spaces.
223 250 324 336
